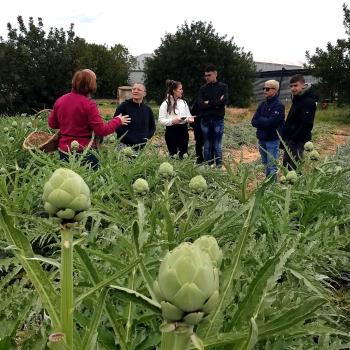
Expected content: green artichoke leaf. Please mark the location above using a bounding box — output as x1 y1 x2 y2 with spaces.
161 301 184 321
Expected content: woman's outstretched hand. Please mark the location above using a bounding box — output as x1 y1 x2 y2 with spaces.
117 114 131 125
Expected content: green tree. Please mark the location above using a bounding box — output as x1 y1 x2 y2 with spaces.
0 16 76 113
0 16 135 113
306 3 350 104
76 43 135 98
144 21 256 107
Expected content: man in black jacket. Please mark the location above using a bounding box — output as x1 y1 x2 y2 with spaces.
197 64 228 167
283 74 318 169
252 80 285 178
114 83 156 149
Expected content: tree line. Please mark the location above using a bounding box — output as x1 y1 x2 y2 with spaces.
0 16 135 114
0 6 349 114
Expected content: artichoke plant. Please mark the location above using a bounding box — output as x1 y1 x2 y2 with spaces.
133 178 149 195
304 141 314 152
286 170 298 184
154 242 220 326
279 175 286 184
43 168 92 349
43 168 91 222
309 150 320 161
158 162 174 178
122 146 135 158
193 235 223 268
70 140 79 151
189 175 207 194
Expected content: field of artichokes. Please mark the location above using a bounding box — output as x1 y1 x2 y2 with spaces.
0 114 349 349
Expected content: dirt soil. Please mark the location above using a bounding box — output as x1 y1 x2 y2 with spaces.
101 103 350 163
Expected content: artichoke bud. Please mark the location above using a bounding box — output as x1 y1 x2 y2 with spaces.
304 141 314 152
286 170 298 184
122 146 135 157
279 175 286 184
155 242 219 325
70 140 79 151
132 178 149 195
43 168 91 222
11 121 17 128
193 235 223 267
158 162 174 178
334 165 342 173
189 175 207 194
309 150 320 161
3 127 9 133
8 136 15 143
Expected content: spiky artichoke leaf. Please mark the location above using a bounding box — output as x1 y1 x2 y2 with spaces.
202 290 219 314
172 282 207 312
183 312 205 325
161 301 184 321
56 208 75 220
47 189 72 208
158 268 182 301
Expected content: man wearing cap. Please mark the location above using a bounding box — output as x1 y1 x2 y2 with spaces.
252 80 285 178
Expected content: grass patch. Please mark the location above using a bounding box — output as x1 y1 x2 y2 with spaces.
315 105 350 125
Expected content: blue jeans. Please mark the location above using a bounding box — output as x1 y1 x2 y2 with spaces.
258 139 280 177
201 118 224 166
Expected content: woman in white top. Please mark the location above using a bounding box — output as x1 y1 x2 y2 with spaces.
159 80 194 158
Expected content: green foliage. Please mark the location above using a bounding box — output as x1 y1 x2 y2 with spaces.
0 16 135 114
315 105 350 124
306 4 350 104
144 21 256 107
0 115 350 348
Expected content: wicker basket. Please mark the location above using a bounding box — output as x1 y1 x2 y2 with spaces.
22 109 59 153
23 130 59 153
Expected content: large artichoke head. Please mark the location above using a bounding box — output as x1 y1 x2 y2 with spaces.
43 168 91 222
154 242 219 325
193 235 223 268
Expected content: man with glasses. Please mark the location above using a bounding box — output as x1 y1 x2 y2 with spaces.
252 80 285 178
197 64 228 167
283 74 318 169
114 83 156 150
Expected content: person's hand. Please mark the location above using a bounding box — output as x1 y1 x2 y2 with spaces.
172 116 182 125
220 95 224 100
117 114 131 125
187 116 195 123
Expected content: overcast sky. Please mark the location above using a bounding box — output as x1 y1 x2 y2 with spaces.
0 0 348 65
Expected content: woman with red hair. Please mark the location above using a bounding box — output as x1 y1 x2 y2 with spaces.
48 69 130 169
